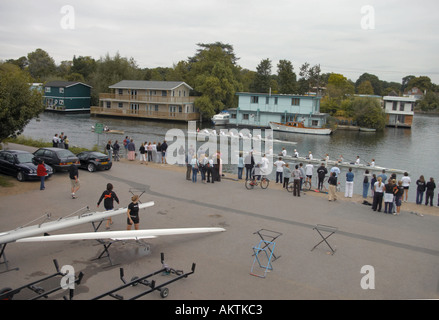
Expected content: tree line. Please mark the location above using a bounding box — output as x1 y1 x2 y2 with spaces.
3 42 439 123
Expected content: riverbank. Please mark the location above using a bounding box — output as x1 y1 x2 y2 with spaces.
2 142 438 218
1 143 438 300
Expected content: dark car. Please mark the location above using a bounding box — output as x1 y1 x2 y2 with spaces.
76 151 112 172
0 150 53 181
33 147 79 172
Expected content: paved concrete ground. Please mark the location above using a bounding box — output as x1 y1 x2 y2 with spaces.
1 143 438 300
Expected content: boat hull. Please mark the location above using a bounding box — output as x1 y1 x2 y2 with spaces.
269 122 332 135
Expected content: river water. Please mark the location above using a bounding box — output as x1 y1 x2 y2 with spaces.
21 112 439 202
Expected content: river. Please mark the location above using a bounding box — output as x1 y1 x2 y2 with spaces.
20 112 439 202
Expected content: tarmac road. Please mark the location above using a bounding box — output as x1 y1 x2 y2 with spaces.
1 143 438 301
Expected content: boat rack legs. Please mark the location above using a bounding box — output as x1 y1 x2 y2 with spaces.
92 253 196 300
0 259 84 300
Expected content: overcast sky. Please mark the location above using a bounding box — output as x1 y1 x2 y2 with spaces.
1 0 438 83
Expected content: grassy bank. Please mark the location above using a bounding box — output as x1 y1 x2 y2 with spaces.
2 136 98 154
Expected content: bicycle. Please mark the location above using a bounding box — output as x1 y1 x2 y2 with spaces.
287 176 340 193
245 176 270 190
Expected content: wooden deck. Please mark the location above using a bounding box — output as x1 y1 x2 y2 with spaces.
90 107 200 122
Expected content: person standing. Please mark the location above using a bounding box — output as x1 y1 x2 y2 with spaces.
305 162 314 187
52 134 59 147
317 163 327 191
97 183 120 229
328 172 338 201
345 168 354 198
190 155 199 183
384 179 395 214
370 174 377 198
401 172 411 202
416 175 426 204
372 177 384 212
425 177 436 206
283 163 291 189
363 169 371 199
274 157 285 184
37 160 47 190
106 140 113 161
292 165 301 197
237 152 244 180
127 139 136 161
113 140 120 161
64 136 69 149
139 142 146 163
244 151 255 181
394 180 404 215
161 140 168 164
127 195 140 230
69 164 80 199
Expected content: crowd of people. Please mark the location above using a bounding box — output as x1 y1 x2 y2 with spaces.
52 132 70 149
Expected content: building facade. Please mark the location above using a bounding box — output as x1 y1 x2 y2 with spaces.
93 80 199 121
382 96 416 128
228 92 327 128
44 81 92 112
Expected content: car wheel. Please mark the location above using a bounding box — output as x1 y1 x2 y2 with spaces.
17 171 25 182
87 163 96 172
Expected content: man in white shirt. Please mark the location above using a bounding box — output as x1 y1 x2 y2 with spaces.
273 157 286 183
305 163 314 186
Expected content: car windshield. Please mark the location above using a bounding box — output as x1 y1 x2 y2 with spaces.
91 152 107 157
56 150 75 157
16 153 34 163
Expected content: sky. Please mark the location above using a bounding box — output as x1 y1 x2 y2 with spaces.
1 0 438 84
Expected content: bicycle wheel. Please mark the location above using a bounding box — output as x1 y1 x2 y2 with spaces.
260 177 269 189
245 179 255 190
287 182 294 193
303 180 312 191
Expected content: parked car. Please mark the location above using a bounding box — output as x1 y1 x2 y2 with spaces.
33 147 79 172
0 150 53 181
76 151 112 172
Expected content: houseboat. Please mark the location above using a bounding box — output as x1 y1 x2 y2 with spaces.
43 81 92 113
382 96 416 128
93 80 199 122
228 92 329 130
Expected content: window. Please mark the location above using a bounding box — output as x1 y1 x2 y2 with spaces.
292 98 300 106
250 96 259 104
162 91 167 97
106 102 111 108
45 87 51 93
59 88 64 94
400 102 405 111
266 97 269 104
118 102 123 108
392 101 397 111
312 120 319 126
118 89 123 95
231 113 237 119
59 100 64 106
243 114 249 120
274 97 278 105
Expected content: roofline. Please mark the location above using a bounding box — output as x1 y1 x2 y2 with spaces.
109 80 193 91
45 81 92 89
236 92 321 99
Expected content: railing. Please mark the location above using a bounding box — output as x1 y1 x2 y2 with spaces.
99 93 197 104
90 107 200 121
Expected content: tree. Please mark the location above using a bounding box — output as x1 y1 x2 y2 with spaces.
355 73 382 96
298 63 322 95
252 58 272 93
27 48 56 81
71 56 97 81
357 80 374 95
417 91 439 111
0 63 45 142
406 76 433 93
277 60 296 94
326 73 354 99
352 97 386 130
188 43 242 119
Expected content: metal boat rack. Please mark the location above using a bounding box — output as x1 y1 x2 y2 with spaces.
0 259 84 300
92 253 195 300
